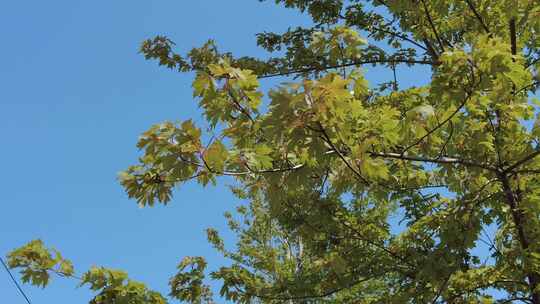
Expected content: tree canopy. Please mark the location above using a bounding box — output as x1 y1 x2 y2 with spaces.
6 0 540 303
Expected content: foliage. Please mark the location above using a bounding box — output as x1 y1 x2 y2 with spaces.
7 240 73 287
169 257 214 304
7 240 167 304
7 0 540 303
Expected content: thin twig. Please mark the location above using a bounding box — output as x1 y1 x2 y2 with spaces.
317 122 370 185
401 91 473 155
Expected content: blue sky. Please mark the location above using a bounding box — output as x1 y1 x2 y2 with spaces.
0 1 311 303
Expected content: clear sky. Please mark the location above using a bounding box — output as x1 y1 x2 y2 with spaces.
0 1 312 303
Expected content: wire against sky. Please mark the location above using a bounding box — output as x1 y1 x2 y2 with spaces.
0 256 32 304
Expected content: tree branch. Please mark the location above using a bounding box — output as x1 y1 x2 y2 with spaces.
367 24 428 51
503 149 540 174
369 152 497 171
465 0 491 34
177 154 305 177
510 18 517 56
420 0 446 52
257 58 437 79
498 172 540 303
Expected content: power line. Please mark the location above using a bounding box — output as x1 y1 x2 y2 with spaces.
0 257 32 304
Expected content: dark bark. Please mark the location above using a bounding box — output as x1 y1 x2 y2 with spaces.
499 173 540 304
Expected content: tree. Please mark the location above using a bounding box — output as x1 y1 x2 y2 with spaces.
6 0 540 303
